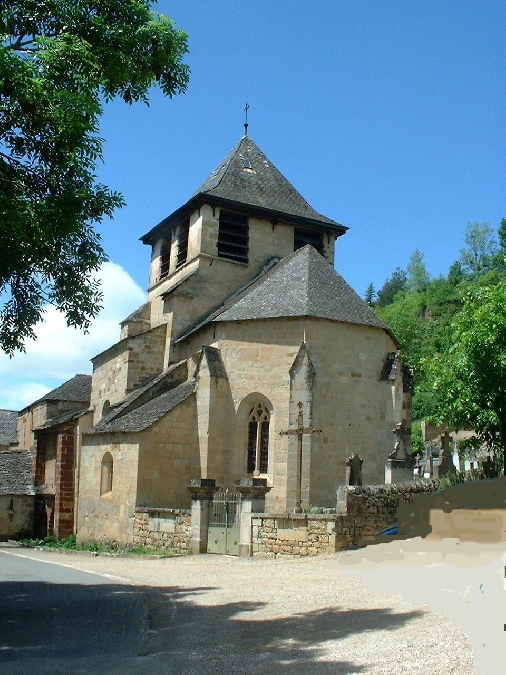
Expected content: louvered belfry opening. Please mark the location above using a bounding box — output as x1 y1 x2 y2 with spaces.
159 241 171 279
218 210 249 263
175 220 190 269
294 228 324 256
247 403 270 475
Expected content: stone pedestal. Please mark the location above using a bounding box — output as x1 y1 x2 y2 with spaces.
188 478 218 554
385 458 414 485
236 477 271 558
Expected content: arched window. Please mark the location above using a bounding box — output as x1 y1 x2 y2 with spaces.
247 403 270 475
100 452 113 496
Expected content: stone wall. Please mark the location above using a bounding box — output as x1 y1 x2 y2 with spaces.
0 495 35 540
251 481 440 558
133 507 191 553
252 514 337 557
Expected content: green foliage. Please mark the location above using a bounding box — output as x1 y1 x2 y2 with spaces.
364 282 376 306
406 249 429 294
0 1 189 354
424 281 506 472
458 221 498 280
19 534 181 555
376 267 407 307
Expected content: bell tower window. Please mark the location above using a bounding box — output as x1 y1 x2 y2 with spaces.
294 229 324 256
159 241 170 279
175 220 189 269
218 211 249 263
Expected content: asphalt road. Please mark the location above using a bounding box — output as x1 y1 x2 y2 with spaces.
0 548 156 674
0 541 478 675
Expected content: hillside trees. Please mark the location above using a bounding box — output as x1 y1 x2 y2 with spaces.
426 283 506 474
374 221 505 435
0 1 189 354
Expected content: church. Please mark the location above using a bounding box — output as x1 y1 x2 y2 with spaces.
76 135 410 545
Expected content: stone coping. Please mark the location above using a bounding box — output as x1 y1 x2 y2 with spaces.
135 507 191 515
251 512 337 520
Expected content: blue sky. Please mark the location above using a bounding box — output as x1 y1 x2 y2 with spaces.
1 1 504 410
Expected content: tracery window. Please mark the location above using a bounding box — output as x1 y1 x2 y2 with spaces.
100 452 113 496
247 403 270 475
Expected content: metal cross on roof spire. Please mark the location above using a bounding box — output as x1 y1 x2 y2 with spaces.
244 103 249 136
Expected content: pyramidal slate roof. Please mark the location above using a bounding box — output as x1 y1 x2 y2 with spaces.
141 136 346 243
177 245 390 343
192 136 343 228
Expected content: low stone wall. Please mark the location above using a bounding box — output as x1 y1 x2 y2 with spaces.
338 480 439 547
133 507 191 553
252 481 440 558
252 514 336 557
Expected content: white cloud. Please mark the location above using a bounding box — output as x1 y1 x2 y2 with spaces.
0 262 146 410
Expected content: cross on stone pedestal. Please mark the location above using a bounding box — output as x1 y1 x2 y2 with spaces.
280 402 322 513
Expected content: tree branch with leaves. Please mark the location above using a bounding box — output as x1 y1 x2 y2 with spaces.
0 0 189 354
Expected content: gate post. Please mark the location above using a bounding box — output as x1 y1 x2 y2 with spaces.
188 478 218 554
236 477 271 558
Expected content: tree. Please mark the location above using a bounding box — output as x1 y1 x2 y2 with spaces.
0 1 189 354
426 282 506 474
364 282 375 306
406 249 429 294
376 267 407 307
458 221 497 280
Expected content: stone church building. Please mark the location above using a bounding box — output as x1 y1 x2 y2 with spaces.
77 136 410 545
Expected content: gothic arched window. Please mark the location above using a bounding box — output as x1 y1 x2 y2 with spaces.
247 403 270 475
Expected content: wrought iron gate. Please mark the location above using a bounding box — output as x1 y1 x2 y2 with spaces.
207 488 241 555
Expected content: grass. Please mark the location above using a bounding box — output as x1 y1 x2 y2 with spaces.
19 534 183 556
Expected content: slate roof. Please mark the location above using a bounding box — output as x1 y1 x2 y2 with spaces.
0 450 34 495
34 406 90 431
20 374 92 412
141 136 347 244
0 410 18 447
176 245 390 343
90 381 195 434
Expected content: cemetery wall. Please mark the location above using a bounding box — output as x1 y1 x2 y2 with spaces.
252 481 440 557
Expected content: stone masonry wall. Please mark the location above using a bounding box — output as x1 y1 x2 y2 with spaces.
133 508 191 554
252 481 439 557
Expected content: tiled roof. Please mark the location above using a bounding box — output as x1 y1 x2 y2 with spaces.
177 246 389 343
90 381 195 433
0 450 34 495
20 374 92 412
0 410 18 447
141 136 347 244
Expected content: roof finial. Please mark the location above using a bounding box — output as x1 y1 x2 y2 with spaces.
243 103 249 136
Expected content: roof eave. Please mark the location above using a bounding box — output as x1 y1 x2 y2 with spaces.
140 194 347 246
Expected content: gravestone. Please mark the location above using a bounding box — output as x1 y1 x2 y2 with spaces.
433 431 456 479
345 453 363 486
385 423 414 484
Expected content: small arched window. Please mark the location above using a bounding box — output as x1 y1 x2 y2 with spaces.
247 403 270 475
100 452 113 496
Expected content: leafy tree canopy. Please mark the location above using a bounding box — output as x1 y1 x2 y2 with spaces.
458 221 498 280
0 0 189 354
425 282 506 473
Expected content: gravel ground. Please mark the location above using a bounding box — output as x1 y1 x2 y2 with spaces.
3 539 494 675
